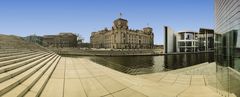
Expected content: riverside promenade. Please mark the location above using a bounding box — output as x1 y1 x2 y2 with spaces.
39 57 231 97
0 34 232 97
51 48 163 56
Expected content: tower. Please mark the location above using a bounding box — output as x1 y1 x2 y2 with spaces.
112 13 128 30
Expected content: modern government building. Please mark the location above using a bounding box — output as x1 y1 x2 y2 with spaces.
164 26 216 53
90 17 154 49
215 0 240 96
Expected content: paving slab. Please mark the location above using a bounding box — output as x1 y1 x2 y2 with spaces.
81 77 109 97
96 75 127 93
174 75 191 86
137 73 166 82
51 70 65 79
191 75 206 86
76 69 93 78
112 88 147 97
158 74 178 85
103 94 114 97
65 70 79 79
178 86 222 97
64 79 87 97
40 79 64 97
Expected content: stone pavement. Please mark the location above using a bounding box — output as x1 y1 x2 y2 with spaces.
40 57 226 97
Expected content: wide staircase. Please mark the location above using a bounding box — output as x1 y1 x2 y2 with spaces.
0 49 61 97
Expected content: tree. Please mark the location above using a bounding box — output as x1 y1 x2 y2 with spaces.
76 33 84 43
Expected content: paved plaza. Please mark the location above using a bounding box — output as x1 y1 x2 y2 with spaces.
0 49 234 97
39 57 227 97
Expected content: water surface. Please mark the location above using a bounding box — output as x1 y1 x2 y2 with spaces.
86 52 214 75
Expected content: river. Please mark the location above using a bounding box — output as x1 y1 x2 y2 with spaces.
81 52 214 75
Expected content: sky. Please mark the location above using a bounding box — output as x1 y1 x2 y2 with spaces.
0 0 214 45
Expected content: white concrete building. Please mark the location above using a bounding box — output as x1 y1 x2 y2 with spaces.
176 31 198 52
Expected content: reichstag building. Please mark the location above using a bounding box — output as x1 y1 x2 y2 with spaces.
90 18 154 49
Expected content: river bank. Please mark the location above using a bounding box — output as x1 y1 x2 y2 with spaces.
50 48 163 56
49 48 214 56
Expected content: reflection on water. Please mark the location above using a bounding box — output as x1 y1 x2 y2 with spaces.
88 56 164 74
164 52 214 70
87 52 214 75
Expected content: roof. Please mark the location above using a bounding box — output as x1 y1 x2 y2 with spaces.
177 31 198 33
43 35 58 38
114 18 128 22
59 32 76 36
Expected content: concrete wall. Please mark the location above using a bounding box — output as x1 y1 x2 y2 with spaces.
164 26 176 53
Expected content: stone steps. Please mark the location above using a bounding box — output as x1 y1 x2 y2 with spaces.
0 52 50 67
0 50 23 55
24 56 61 97
2 55 60 97
0 52 49 74
0 52 59 96
0 50 35 58
0 53 54 83
0 51 44 62
0 49 32 53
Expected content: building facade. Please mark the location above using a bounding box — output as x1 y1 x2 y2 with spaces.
164 27 216 53
164 26 176 53
215 0 240 96
43 33 77 47
24 35 43 45
176 31 198 52
198 28 214 51
90 18 154 49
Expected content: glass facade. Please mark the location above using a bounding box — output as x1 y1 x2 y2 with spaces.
176 32 198 52
215 30 240 97
215 0 240 96
198 29 214 51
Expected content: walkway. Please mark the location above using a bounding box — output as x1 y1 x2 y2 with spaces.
40 57 226 97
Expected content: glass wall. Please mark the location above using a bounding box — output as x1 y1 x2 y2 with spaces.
215 0 240 96
215 30 240 97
